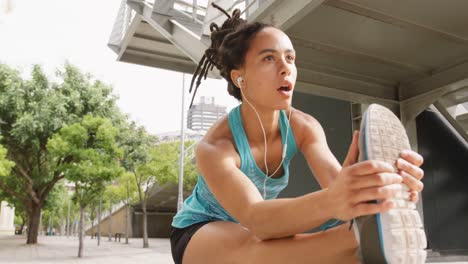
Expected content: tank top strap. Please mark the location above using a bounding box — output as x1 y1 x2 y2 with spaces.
228 105 251 170
279 109 298 160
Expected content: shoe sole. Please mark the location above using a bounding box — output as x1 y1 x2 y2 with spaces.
355 104 427 264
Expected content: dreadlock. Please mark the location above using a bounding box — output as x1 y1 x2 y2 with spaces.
188 3 272 108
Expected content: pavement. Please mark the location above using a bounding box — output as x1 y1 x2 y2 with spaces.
0 234 174 264
1 234 467 264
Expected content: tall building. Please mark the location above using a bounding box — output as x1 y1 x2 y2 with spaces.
187 96 227 132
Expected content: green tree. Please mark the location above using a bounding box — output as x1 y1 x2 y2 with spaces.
135 141 196 246
0 136 16 227
48 115 123 257
0 136 15 207
103 183 121 241
85 197 100 234
0 63 122 244
0 138 14 177
113 172 138 244
133 141 186 246
119 123 156 248
40 183 68 235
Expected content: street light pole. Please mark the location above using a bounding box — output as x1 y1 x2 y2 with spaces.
97 195 102 246
66 196 71 237
177 73 186 212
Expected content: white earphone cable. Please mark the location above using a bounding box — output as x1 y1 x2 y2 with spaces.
238 79 293 199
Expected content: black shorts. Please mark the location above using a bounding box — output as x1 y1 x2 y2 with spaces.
170 221 213 264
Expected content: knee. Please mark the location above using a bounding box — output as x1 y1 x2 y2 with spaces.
236 232 263 264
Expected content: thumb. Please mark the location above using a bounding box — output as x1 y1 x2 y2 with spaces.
342 130 359 167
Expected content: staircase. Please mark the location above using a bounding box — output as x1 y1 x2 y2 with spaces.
435 86 468 141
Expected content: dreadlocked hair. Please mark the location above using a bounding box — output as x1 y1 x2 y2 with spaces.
188 3 272 108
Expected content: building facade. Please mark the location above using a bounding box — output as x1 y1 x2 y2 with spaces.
187 96 227 132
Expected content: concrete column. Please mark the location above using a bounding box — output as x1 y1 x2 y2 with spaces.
0 201 15 235
8 204 14 231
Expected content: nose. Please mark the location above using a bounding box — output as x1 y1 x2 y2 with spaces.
280 57 292 77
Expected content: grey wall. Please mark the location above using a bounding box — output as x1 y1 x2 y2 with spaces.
417 110 468 256
133 212 174 238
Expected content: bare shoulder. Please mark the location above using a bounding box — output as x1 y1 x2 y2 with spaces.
195 115 240 169
289 107 326 151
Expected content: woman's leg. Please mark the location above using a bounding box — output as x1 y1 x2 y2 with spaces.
183 221 360 264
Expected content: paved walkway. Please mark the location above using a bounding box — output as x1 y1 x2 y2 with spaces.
0 234 173 264
1 234 467 263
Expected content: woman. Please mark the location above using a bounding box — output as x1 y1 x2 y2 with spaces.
170 5 424 264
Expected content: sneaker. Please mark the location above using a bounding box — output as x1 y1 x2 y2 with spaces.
353 104 427 264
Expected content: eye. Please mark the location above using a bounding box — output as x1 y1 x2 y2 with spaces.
286 54 295 62
263 55 274 62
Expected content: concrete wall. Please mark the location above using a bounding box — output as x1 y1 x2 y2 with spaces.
86 205 133 238
85 205 175 239
417 110 468 255
132 212 174 238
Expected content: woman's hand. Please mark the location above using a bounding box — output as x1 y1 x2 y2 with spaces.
326 131 404 221
396 150 424 202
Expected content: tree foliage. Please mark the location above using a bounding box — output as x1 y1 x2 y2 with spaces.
0 63 123 244
48 115 123 257
49 115 123 206
0 139 14 177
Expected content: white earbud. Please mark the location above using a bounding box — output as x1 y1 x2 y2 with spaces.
237 76 243 88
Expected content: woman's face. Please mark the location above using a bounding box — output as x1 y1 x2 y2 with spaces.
237 27 297 110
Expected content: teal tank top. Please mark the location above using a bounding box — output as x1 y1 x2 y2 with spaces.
171 105 298 228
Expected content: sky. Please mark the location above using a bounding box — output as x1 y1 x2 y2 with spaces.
0 0 239 135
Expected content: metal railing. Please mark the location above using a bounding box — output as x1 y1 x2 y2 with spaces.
108 0 269 51
108 0 138 52
434 86 468 142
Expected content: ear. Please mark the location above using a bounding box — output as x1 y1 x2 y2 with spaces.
230 69 243 89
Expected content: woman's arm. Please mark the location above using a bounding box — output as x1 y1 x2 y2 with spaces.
292 109 342 188
197 113 402 241
196 138 335 240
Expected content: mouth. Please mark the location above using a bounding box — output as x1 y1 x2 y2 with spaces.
277 82 293 93
277 86 292 92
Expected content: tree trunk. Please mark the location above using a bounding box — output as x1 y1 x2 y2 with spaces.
125 204 129 244
142 201 148 248
97 196 102 246
27 203 41 244
20 216 26 235
78 204 84 258
108 204 112 241
61 219 66 236
20 223 25 235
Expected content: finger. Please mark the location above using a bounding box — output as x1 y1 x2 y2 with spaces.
400 170 424 192
350 172 402 189
343 131 359 167
396 158 424 180
347 160 395 176
352 200 395 217
410 191 419 203
399 150 424 167
351 184 402 204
